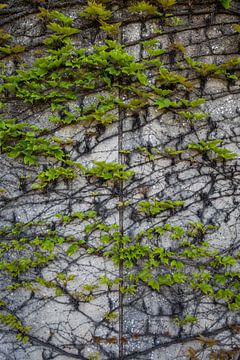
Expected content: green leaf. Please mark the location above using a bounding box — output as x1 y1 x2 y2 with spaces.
22 335 29 344
172 272 187 283
148 278 160 291
55 288 64 296
129 1 158 15
146 48 166 56
100 234 110 244
80 1 112 20
47 23 80 36
189 98 206 107
198 282 213 295
50 10 73 25
41 239 55 252
99 21 121 35
136 71 148 85
220 0 231 9
233 24 240 33
0 44 25 54
170 260 184 270
215 288 235 300
23 154 37 165
66 243 79 256
158 0 176 7
155 97 171 109
222 255 237 266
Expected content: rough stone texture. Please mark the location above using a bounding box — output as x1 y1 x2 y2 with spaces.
0 0 240 359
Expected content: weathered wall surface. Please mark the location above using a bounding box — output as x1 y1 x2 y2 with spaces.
0 1 240 359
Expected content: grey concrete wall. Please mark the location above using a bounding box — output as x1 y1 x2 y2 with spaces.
0 1 240 359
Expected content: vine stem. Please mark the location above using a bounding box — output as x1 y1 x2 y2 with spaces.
118 7 124 358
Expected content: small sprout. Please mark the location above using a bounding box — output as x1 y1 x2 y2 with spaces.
119 149 131 155
173 314 198 326
116 200 130 208
187 140 237 160
89 353 99 360
104 311 118 321
47 23 80 36
128 1 158 15
163 147 184 156
80 1 112 21
0 4 8 10
82 284 99 292
82 161 134 182
99 21 121 35
138 199 184 216
0 44 25 54
157 0 176 8
32 167 76 189
233 24 240 33
173 42 186 53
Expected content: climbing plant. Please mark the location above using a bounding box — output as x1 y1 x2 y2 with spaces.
0 0 240 359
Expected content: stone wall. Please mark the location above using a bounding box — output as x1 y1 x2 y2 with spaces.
0 1 240 359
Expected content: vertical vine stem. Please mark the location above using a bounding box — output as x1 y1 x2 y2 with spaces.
118 5 124 358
